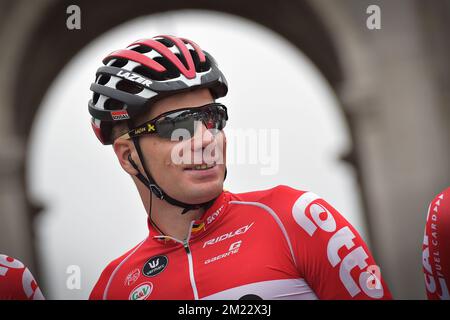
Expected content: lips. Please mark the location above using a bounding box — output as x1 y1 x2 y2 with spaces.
183 162 216 171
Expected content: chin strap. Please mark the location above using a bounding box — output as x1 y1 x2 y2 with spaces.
126 121 225 214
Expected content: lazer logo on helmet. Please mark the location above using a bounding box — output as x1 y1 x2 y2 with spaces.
116 70 152 88
203 222 254 248
111 110 130 121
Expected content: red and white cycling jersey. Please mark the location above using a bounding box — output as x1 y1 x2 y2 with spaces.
0 255 45 300
422 187 450 300
90 185 392 300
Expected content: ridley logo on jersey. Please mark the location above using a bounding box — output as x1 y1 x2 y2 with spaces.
129 282 153 300
143 255 168 277
203 222 254 248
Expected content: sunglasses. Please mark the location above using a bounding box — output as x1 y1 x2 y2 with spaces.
118 103 228 140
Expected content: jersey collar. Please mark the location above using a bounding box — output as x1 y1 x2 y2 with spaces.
147 190 230 243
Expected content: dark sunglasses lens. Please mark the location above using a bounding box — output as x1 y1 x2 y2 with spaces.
156 117 195 139
202 105 227 131
155 105 227 140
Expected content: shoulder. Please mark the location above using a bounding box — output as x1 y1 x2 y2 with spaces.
0 255 44 300
90 239 147 300
230 184 308 204
229 185 347 233
230 184 313 214
229 185 313 225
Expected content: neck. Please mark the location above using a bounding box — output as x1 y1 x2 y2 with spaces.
146 193 206 241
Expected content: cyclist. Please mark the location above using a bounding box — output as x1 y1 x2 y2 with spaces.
0 254 45 300
422 186 450 300
88 35 392 300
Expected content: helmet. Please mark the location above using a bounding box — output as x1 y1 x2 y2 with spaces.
88 35 228 144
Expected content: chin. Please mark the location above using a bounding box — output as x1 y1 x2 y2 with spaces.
185 180 223 204
196 182 223 199
170 166 225 203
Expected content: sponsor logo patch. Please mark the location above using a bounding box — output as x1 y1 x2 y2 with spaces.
116 70 152 88
207 204 225 225
204 240 242 265
124 268 140 286
129 282 153 300
111 110 130 121
143 255 168 277
292 192 385 298
203 222 254 248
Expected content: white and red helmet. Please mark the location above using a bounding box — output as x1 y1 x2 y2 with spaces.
88 35 228 144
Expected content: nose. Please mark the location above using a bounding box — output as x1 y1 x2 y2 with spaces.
191 120 216 151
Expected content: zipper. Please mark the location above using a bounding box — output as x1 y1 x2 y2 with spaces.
183 239 191 254
153 223 199 299
183 239 199 300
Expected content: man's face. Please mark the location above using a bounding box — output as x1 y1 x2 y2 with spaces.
135 88 227 204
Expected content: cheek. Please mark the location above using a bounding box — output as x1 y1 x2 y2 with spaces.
141 139 166 168
164 142 183 167
222 133 227 153
217 132 227 158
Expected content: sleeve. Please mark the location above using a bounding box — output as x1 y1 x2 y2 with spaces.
89 261 118 300
89 240 146 300
0 255 45 300
422 187 450 300
272 185 392 300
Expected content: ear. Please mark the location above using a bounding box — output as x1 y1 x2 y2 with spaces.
112 138 139 175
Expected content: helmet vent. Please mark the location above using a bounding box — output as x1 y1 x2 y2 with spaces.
97 75 111 85
104 98 124 110
130 45 152 54
93 92 100 104
190 49 201 71
156 38 175 47
110 58 128 68
200 55 211 72
154 56 180 79
116 79 144 94
133 65 165 81
174 52 189 70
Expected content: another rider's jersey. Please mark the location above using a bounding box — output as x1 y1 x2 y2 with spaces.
0 255 45 300
422 187 450 300
90 185 392 300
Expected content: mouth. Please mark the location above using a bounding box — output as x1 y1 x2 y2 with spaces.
182 161 221 181
183 162 217 171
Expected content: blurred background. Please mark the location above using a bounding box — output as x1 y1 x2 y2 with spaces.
0 0 449 299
